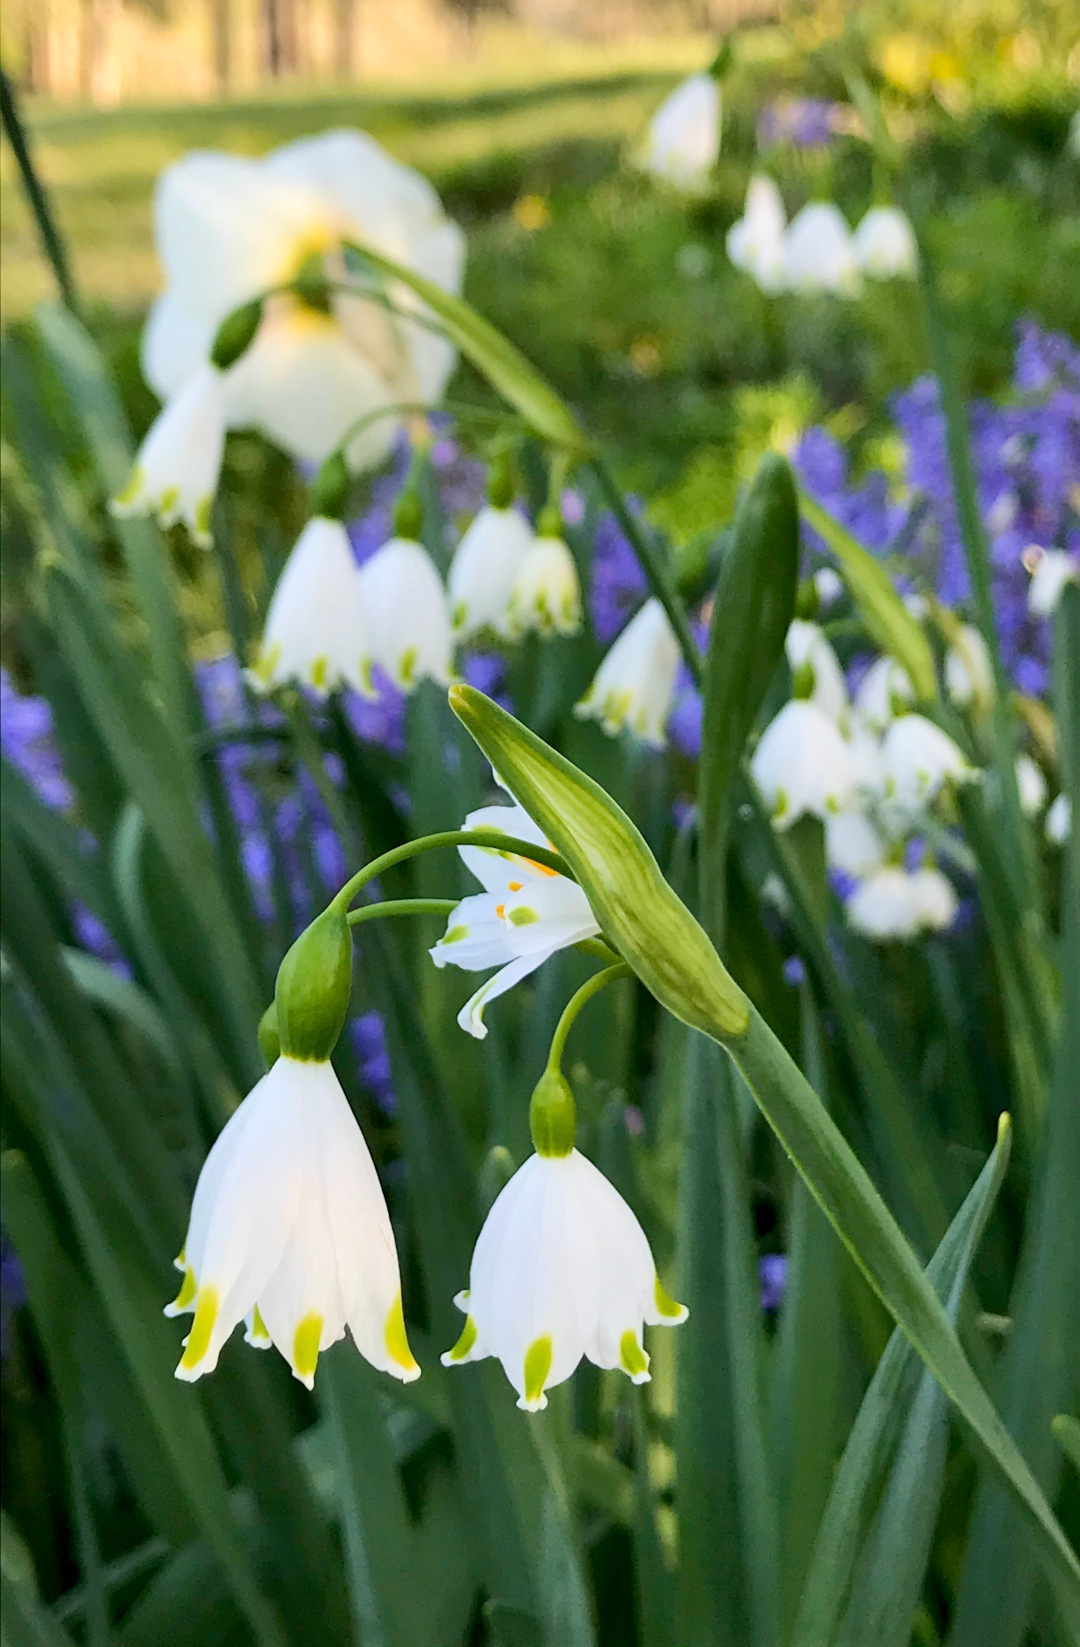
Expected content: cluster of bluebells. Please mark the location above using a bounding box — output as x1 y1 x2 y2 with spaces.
756 97 844 152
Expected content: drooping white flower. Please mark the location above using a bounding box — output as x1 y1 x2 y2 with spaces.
814 566 845 609
168 1056 419 1389
852 206 918 279
143 131 465 474
506 534 582 639
357 536 453 691
112 364 226 546
826 809 887 878
441 1148 687 1410
642 73 721 194
1046 792 1072 845
448 505 534 641
430 801 599 1038
847 865 957 941
751 699 859 827
249 516 372 697
783 203 860 297
1016 754 1047 817
1027 548 1079 617
880 714 976 809
575 598 681 747
786 619 848 723
726 174 788 293
853 656 915 734
945 624 993 710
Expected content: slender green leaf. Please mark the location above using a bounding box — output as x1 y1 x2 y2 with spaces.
1 1511 77 1647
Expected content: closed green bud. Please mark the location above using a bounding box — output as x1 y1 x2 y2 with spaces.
794 577 820 621
530 1067 577 1157
537 503 562 539
258 1002 281 1069
708 37 734 80
210 299 264 371
487 450 515 510
308 450 351 521
449 685 750 1042
274 906 353 1061
393 487 424 541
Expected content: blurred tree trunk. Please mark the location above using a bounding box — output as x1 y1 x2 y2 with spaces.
80 0 121 104
209 0 231 91
333 0 355 79
260 0 298 78
24 1 52 95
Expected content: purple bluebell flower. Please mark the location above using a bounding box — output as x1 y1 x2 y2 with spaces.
1 1236 27 1360
757 97 842 151
590 506 650 643
1 668 74 810
350 1010 396 1115
759 1253 788 1312
782 955 807 988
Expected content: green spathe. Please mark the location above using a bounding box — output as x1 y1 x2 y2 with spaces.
274 905 353 1061
530 1066 576 1157
448 685 750 1040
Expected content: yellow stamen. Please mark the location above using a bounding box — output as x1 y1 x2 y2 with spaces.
385 1292 420 1376
178 1286 219 1374
508 880 523 892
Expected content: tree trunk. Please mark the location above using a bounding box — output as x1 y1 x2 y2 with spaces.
333 0 355 80
80 0 120 105
209 0 231 91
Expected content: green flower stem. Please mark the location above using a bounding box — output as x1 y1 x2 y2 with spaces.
330 829 572 917
0 69 80 316
347 898 458 926
546 963 631 1073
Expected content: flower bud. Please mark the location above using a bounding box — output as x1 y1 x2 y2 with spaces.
530 1067 577 1157
449 685 750 1041
308 451 351 521
393 488 424 542
210 298 264 371
258 1002 281 1069
274 906 353 1062
487 450 515 511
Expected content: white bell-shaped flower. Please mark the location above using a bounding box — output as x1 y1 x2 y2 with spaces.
783 203 860 297
826 809 887 878
112 364 226 547
448 505 534 641
642 73 721 194
852 206 918 279
853 655 915 734
441 1146 687 1410
575 598 681 747
751 699 859 827
880 713 976 809
945 624 993 711
506 534 582 639
814 567 845 609
1016 754 1047 818
1046 792 1072 845
786 619 848 723
1027 548 1079 617
357 536 453 691
168 1056 419 1389
249 516 372 697
847 865 957 941
430 801 600 1038
726 174 788 294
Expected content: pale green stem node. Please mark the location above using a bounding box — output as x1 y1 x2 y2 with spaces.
274 905 353 1061
530 1066 577 1157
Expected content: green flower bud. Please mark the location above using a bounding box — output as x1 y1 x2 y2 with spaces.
258 1002 280 1069
274 906 353 1062
210 298 264 371
449 685 750 1042
530 1067 576 1157
537 502 562 539
393 487 424 541
487 450 515 511
308 450 352 521
708 37 734 80
794 577 820 621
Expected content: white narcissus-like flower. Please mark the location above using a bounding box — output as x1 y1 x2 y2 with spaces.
945 624 993 710
112 364 226 547
441 1148 687 1410
575 598 681 747
751 699 859 827
1027 548 1079 617
851 206 919 279
249 516 372 697
357 536 453 691
144 131 465 474
847 865 957 941
1016 754 1047 818
642 73 721 194
448 505 534 640
785 619 848 723
880 714 976 809
1046 792 1072 845
430 801 600 1038
826 809 887 878
853 656 915 734
783 203 860 297
726 175 788 294
168 1057 419 1389
506 535 582 639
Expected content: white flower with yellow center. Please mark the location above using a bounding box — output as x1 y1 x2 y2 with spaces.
357 535 453 691
442 1068 687 1410
852 655 915 734
1027 548 1079 617
642 73 722 194
852 206 918 279
112 363 226 546
880 714 976 809
140 130 465 476
751 699 859 827
168 1056 419 1390
944 624 993 711
785 618 848 723
430 801 600 1038
506 533 582 639
726 175 788 294
448 505 534 641
783 203 860 297
575 598 681 747
249 517 372 697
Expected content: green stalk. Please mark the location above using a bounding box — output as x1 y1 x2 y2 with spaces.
331 828 572 914
0 68 80 314
546 963 631 1071
347 898 458 926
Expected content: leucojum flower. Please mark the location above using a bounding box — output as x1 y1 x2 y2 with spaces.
249 515 373 696
448 462 535 641
116 129 465 540
641 69 722 194
575 597 682 747
168 908 419 1389
505 509 582 639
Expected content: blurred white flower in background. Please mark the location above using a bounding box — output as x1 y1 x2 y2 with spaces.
826 809 888 878
358 535 454 691
785 618 849 723
448 505 534 641
111 363 226 545
1046 792 1072 845
1016 753 1048 817
727 174 788 293
847 865 957 941
813 566 845 609
576 598 681 747
1026 547 1079 616
783 202 860 296
506 531 582 638
945 623 993 711
880 713 976 809
642 73 722 193
853 656 915 734
752 698 858 826
249 516 372 697
852 206 919 279
170 1056 418 1389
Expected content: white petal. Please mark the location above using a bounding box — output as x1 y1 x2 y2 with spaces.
852 206 918 279
457 948 555 1040
357 536 453 690
112 364 226 547
643 74 721 193
449 506 534 639
250 517 371 698
576 599 681 747
430 892 518 972
752 699 859 825
141 294 215 401
506 537 582 638
784 203 860 296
